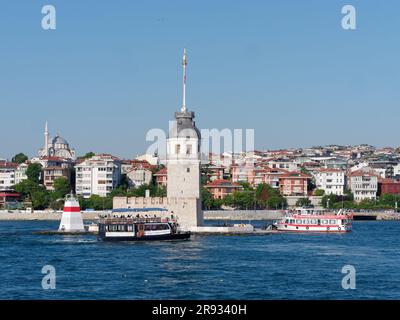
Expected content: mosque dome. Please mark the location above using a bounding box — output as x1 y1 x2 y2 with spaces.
52 135 69 146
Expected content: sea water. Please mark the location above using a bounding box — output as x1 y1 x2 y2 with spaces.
0 220 399 299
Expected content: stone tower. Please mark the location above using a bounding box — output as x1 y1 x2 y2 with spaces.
166 49 203 229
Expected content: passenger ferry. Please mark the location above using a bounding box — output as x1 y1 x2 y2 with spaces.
273 207 353 233
98 210 190 241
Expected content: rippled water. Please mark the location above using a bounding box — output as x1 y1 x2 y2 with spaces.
0 220 399 299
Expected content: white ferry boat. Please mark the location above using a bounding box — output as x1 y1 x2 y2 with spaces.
98 210 190 241
273 207 353 233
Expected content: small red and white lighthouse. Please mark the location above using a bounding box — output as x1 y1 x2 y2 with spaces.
59 193 84 232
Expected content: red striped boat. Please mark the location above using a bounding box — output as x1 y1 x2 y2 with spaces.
273 207 353 233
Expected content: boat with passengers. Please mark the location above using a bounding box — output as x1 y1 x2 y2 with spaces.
273 207 353 233
98 208 191 241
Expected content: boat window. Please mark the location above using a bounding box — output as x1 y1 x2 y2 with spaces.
127 225 133 232
144 223 170 231
290 219 295 224
296 220 301 224
329 220 336 225
304 219 309 225
322 219 328 225
285 219 289 224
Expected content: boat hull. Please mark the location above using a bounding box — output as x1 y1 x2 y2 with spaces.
99 232 191 242
274 224 351 233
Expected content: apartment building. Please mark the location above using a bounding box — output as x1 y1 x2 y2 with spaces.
315 168 345 195
75 154 121 198
348 169 378 202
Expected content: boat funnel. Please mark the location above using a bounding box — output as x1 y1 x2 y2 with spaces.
58 193 84 232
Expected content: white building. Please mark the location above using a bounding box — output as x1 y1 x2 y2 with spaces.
315 168 345 195
267 158 299 172
126 167 153 188
348 168 378 202
15 163 28 184
393 163 400 177
0 162 17 191
135 153 159 166
75 154 121 198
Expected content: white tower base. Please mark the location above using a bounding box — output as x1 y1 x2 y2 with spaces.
59 194 85 232
59 212 85 232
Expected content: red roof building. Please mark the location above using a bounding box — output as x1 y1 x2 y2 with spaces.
379 179 400 195
204 179 243 199
279 171 311 196
154 168 167 187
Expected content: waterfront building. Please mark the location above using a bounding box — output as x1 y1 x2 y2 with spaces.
278 171 311 196
348 168 378 202
38 121 76 160
204 179 243 199
0 191 21 209
314 168 345 195
0 161 17 191
75 154 121 198
378 178 400 195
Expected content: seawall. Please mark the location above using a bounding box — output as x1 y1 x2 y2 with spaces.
0 210 100 221
204 210 285 220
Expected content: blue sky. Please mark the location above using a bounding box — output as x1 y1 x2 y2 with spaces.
1 0 399 160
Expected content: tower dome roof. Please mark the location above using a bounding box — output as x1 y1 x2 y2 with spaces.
169 111 201 139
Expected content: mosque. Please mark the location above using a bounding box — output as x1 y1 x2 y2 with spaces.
38 122 76 160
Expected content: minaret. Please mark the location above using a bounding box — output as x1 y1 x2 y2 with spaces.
44 121 49 157
181 48 187 112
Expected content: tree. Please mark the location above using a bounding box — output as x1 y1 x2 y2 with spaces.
118 174 129 191
12 153 28 164
31 190 50 210
14 180 41 199
53 177 71 200
231 191 255 210
78 152 95 160
154 185 167 197
255 183 286 209
26 163 42 183
296 197 312 207
314 189 325 196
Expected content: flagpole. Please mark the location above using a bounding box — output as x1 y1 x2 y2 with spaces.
182 48 187 112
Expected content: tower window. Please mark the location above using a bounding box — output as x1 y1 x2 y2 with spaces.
186 145 192 154
187 168 190 173
175 144 181 154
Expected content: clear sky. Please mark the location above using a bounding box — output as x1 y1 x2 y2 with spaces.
1 0 399 160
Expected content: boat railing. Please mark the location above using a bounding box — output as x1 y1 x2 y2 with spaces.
99 216 177 224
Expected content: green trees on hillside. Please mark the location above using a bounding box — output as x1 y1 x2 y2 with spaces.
12 153 28 164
